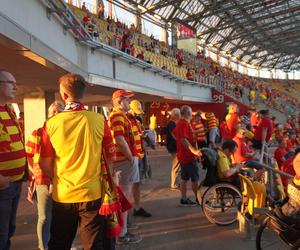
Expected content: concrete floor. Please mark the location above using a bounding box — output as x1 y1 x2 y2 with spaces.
11 146 262 250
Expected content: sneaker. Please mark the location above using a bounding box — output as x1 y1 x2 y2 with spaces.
133 207 152 217
127 222 139 230
116 232 142 245
180 198 197 206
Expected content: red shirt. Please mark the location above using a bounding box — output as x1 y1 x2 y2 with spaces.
274 147 286 167
233 137 253 163
219 121 231 140
280 156 295 187
285 139 295 152
174 119 196 164
254 117 273 142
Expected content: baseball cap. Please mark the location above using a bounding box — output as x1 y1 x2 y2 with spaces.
112 89 134 100
130 99 143 115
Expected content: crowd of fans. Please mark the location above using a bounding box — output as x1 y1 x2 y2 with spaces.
0 73 299 249
75 3 299 117
164 103 300 215
1 3 300 250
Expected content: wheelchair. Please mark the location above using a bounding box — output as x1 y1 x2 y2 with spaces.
200 180 242 226
198 149 244 226
256 207 300 250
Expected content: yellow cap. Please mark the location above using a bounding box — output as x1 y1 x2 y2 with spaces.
130 100 143 115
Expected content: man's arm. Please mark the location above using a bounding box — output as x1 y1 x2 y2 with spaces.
222 163 243 178
39 126 55 179
39 157 54 179
102 121 116 164
0 174 9 190
115 136 134 163
181 138 201 157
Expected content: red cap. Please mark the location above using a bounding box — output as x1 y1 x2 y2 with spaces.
112 90 134 100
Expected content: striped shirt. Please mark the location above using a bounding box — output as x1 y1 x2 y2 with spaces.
0 105 26 182
25 128 51 185
191 120 206 142
206 113 218 130
109 108 136 162
127 114 144 159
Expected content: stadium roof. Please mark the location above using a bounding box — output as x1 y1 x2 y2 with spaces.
116 0 300 71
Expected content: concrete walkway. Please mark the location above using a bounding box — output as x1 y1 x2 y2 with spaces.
11 146 258 250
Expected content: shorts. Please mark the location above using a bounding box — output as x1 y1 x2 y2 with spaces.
112 157 140 185
180 160 200 182
137 158 145 182
209 127 219 143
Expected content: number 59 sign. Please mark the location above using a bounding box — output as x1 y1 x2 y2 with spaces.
213 94 224 103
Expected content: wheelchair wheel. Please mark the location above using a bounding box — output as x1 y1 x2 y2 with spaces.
291 239 300 250
256 217 293 250
197 180 209 206
201 182 242 226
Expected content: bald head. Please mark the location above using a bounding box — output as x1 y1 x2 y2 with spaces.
0 70 17 105
0 70 15 81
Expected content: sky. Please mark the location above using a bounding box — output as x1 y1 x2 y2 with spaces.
84 0 163 40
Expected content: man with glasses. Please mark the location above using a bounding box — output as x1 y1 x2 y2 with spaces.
0 70 27 249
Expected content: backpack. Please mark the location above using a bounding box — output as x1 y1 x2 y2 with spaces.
201 148 219 187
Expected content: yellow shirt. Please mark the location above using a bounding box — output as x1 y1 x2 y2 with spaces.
43 110 105 203
217 150 231 179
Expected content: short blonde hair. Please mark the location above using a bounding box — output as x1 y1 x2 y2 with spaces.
48 101 64 118
59 73 87 99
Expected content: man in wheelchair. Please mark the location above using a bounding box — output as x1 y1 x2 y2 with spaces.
217 140 243 185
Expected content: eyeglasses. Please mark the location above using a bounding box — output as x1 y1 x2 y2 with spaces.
0 80 16 84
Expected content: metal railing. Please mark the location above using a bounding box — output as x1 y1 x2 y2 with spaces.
40 0 214 89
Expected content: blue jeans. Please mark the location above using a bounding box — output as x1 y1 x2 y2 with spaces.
36 185 52 250
0 181 22 250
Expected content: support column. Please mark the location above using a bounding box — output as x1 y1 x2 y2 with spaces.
171 22 178 48
133 10 142 33
160 25 168 44
23 91 55 141
108 0 113 18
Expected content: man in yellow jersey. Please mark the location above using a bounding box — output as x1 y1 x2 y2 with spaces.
109 90 141 244
0 70 26 250
39 74 114 249
217 140 243 183
128 100 151 218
